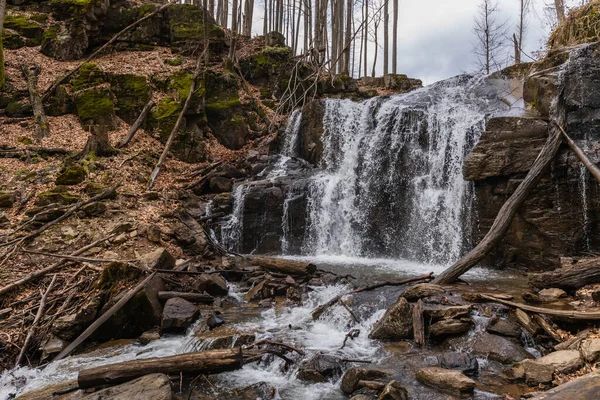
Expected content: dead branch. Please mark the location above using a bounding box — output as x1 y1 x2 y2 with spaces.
20 249 135 263
116 101 155 148
481 294 600 320
340 329 360 349
412 299 425 348
556 123 600 183
54 272 157 361
15 274 57 366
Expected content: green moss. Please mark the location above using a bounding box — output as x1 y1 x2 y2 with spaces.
168 70 194 100
50 0 99 20
4 14 43 44
74 87 116 129
203 71 241 114
2 30 26 50
165 57 183 66
17 136 33 145
35 186 80 206
56 164 87 186
71 62 104 91
30 14 49 24
149 97 183 141
108 74 151 123
168 5 226 51
5 101 32 117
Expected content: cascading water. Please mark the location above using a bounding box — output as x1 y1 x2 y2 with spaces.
217 75 508 265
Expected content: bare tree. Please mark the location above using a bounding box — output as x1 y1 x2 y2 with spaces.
383 0 389 76
0 0 6 90
555 0 565 22
473 0 508 74
392 0 398 74
514 0 530 64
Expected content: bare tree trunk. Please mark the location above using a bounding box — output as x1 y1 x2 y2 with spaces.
433 126 563 284
263 0 268 35
209 0 215 18
392 0 398 74
116 100 155 148
555 0 565 23
243 0 254 36
0 0 6 91
383 0 389 76
371 15 378 77
78 125 118 159
513 33 520 64
342 0 352 74
21 65 50 142
294 0 302 54
358 1 363 78
303 0 310 52
363 0 368 78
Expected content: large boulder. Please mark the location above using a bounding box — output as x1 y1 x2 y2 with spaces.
369 297 412 340
471 332 533 364
161 297 200 332
194 274 228 296
536 350 583 374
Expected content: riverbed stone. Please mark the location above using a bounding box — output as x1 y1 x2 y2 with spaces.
161 297 200 332
539 288 568 299
472 332 534 364
40 335 68 361
369 297 413 340
529 370 600 399
402 283 445 301
340 367 389 394
297 353 345 383
580 338 600 363
536 350 583 374
424 305 471 321
429 318 473 338
438 352 479 375
139 247 176 270
139 328 161 345
194 273 228 296
416 367 475 396
487 317 522 338
83 373 172 400
520 359 555 386
378 380 408 400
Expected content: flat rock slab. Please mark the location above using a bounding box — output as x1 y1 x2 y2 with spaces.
520 359 555 385
429 319 473 338
536 350 583 374
416 367 475 396
530 370 600 399
340 367 389 394
438 352 479 375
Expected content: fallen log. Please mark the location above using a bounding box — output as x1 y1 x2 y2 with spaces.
77 348 243 389
21 65 49 142
531 314 564 343
556 123 600 183
54 272 157 361
157 291 214 304
116 100 155 148
481 294 600 320
248 256 317 276
433 126 563 284
529 257 600 291
412 299 425 348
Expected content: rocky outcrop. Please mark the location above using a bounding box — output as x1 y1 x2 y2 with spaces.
369 297 412 340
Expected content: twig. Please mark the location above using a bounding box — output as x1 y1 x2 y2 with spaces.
20 250 135 263
340 329 360 349
15 274 57 366
243 338 305 356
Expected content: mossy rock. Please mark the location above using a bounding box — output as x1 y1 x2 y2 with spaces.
96 262 142 292
101 3 166 49
41 21 90 61
167 4 226 53
71 62 104 91
240 46 293 84
50 0 102 20
165 57 183 66
148 97 183 141
549 1 600 49
4 13 44 45
108 74 152 124
74 87 117 130
83 182 116 198
5 101 33 117
166 70 204 112
17 136 33 145
0 192 16 209
2 30 26 49
46 85 75 116
55 164 87 186
35 186 80 206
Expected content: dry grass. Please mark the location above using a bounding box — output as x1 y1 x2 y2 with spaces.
549 0 600 49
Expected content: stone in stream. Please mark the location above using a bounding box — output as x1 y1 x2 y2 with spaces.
528 370 600 399
340 367 389 394
539 288 568 300
402 283 445 301
424 305 471 321
535 350 583 374
297 353 345 383
416 367 476 396
486 317 522 338
428 318 473 338
39 335 68 361
161 297 200 332
580 338 600 363
438 352 479 375
378 380 408 400
138 247 176 270
519 359 555 386
369 297 413 340
83 373 172 400
139 328 161 345
232 382 277 400
349 396 373 400
471 332 534 364
193 273 229 296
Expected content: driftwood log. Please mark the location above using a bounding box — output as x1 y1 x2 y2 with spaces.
481 294 600 320
157 291 214 303
529 257 600 291
116 100 155 148
248 256 317 276
21 65 50 141
433 127 563 284
77 348 243 388
412 299 425 348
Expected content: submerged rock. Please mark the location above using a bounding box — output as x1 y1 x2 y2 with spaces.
369 297 412 340
438 352 479 375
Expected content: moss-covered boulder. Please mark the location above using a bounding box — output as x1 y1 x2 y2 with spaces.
149 97 182 141
35 186 80 206
0 192 16 209
74 87 118 130
2 30 26 49
55 163 88 186
108 74 152 124
167 4 226 53
71 62 104 91
5 100 33 117
50 0 109 21
41 22 89 61
4 13 44 45
46 85 75 116
240 45 293 87
102 3 168 49
166 70 204 113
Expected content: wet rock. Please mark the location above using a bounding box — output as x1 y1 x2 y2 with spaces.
205 311 225 329
350 396 372 400
424 305 471 321
209 176 233 193
0 191 16 208
297 353 345 382
514 308 540 335
378 381 408 400
369 297 413 340
52 295 102 341
83 373 172 400
536 350 583 374
139 328 161 345
233 382 277 400
487 317 522 338
529 370 600 399
40 335 68 361
428 318 473 338
340 367 389 394
580 338 600 363
438 352 479 375
472 332 534 364
161 297 200 332
139 247 176 270
402 283 445 301
416 367 475 396
194 274 228 296
539 288 567 300
519 359 555 386
173 222 208 255
196 331 255 350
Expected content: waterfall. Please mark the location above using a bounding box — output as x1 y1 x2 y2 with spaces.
216 75 507 264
